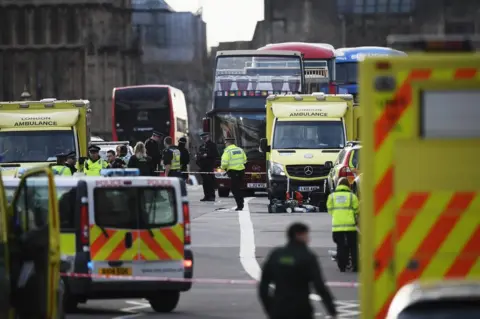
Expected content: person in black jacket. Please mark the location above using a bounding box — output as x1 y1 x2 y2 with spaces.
128 142 155 176
178 137 190 182
196 132 218 201
145 131 164 172
259 222 338 319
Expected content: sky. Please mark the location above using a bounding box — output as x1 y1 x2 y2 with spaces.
166 0 264 48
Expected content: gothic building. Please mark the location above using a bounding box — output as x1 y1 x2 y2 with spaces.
0 0 142 136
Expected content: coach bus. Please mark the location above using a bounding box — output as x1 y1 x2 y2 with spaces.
112 85 188 144
203 50 304 197
335 46 406 101
258 42 336 94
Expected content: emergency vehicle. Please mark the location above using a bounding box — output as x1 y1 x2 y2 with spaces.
3 168 193 313
0 98 91 176
359 35 480 319
258 42 337 93
326 141 361 193
0 167 62 318
259 93 357 212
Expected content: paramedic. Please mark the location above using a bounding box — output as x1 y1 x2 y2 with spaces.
259 222 338 319
327 177 359 272
84 145 108 176
220 137 247 211
162 136 182 178
52 153 72 176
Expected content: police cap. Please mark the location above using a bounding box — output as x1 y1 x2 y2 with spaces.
88 145 101 152
179 137 187 144
55 153 67 159
199 132 210 138
66 151 76 159
152 131 164 137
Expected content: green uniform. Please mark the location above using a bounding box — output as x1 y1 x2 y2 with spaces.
52 165 72 176
84 158 108 176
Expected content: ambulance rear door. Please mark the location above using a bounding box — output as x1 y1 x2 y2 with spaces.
360 46 480 319
0 172 11 318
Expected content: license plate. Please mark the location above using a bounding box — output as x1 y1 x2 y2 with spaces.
247 183 266 188
99 267 132 276
298 186 320 192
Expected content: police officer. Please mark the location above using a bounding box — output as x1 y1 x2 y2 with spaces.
162 136 182 178
64 151 77 175
52 153 73 176
259 222 338 319
145 131 164 171
178 137 190 182
84 145 108 176
327 177 359 272
220 137 247 211
196 132 218 201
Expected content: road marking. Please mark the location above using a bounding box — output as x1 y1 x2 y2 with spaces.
116 300 151 316
316 300 360 317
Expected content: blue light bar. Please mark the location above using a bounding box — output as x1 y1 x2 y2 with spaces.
100 168 140 177
16 167 28 178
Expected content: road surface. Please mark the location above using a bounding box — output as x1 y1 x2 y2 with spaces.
68 186 359 319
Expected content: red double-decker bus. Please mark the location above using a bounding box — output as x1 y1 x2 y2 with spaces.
203 50 305 197
258 42 336 94
112 85 188 144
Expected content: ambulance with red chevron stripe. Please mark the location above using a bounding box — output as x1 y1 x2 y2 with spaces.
3 168 193 313
359 35 480 319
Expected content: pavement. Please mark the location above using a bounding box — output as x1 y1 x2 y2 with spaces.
67 186 359 319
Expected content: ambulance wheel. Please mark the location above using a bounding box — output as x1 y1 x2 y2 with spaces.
149 291 180 313
218 188 230 198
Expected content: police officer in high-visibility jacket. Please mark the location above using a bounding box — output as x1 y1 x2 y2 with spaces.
84 145 108 176
326 177 359 272
221 137 247 211
52 153 73 176
162 136 182 178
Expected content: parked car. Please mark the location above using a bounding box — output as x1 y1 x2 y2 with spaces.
325 141 361 193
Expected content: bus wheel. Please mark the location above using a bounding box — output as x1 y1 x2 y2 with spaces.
218 188 230 198
149 291 180 313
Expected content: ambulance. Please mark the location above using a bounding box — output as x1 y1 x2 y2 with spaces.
0 99 91 176
0 167 62 318
359 35 480 319
259 93 358 211
3 168 193 313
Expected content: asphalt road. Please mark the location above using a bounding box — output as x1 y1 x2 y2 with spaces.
67 186 359 319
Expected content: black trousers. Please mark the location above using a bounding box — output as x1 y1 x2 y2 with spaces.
228 169 245 208
332 231 358 270
201 172 216 198
167 170 182 178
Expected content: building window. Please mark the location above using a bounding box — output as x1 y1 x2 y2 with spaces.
50 8 60 44
145 25 168 47
66 8 77 44
33 9 43 44
16 10 27 45
338 0 414 14
445 21 475 34
0 8 11 45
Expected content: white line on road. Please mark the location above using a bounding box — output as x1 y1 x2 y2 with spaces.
238 197 322 301
115 300 151 318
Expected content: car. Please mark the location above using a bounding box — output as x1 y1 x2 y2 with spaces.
352 173 361 199
325 141 361 194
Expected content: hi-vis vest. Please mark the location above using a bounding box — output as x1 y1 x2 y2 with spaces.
221 144 247 171
326 185 359 232
169 148 181 170
84 159 108 176
52 165 72 176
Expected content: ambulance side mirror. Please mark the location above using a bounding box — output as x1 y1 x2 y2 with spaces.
259 138 270 153
325 161 333 169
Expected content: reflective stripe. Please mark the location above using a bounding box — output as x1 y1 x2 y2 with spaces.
332 224 357 228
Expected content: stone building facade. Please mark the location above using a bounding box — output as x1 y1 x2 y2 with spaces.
0 0 142 136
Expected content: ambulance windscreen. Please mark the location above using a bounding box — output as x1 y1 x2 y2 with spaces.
421 90 480 139
94 187 176 229
0 129 75 163
272 120 345 149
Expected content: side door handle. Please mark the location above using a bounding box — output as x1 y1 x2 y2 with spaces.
124 232 133 249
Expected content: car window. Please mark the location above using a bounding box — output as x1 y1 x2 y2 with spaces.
335 149 346 165
398 300 480 319
94 187 176 229
351 149 360 168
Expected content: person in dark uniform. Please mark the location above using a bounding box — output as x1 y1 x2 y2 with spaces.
145 131 164 172
64 151 77 175
259 222 338 319
178 137 190 182
196 132 218 201
162 136 182 178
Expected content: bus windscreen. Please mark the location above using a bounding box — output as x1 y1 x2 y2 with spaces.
214 55 303 94
114 87 171 143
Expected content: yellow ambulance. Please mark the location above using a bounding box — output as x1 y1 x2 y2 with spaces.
260 93 358 211
359 35 480 319
0 98 91 176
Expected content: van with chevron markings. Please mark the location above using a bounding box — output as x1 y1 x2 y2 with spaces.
2 168 193 313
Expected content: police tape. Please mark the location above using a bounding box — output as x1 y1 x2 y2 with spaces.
60 272 359 288
155 171 267 175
